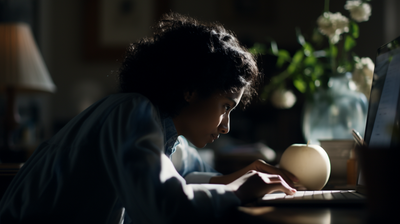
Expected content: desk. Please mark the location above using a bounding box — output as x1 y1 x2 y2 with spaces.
227 147 400 223
235 206 366 224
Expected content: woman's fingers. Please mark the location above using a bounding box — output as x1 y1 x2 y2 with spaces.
229 171 297 204
277 170 297 188
281 169 299 182
259 173 296 195
252 160 298 188
266 183 297 195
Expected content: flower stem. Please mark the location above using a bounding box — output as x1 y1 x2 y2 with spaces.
324 0 330 12
330 43 336 74
341 35 347 71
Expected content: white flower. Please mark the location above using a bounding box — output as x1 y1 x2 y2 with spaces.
317 12 349 44
352 57 375 98
271 88 297 109
345 0 372 22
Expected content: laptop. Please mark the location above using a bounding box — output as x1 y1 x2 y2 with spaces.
257 35 400 206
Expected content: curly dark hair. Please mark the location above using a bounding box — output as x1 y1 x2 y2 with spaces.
118 12 261 117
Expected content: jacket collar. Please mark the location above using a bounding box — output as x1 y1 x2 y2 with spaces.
160 113 179 158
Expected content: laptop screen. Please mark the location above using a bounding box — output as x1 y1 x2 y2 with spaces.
357 36 400 190
364 36 400 148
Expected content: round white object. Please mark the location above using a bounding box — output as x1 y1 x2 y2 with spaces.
280 144 331 190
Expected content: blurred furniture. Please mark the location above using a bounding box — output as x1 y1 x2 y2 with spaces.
320 140 356 187
0 23 56 162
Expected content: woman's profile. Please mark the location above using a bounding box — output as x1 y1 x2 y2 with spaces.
0 12 297 223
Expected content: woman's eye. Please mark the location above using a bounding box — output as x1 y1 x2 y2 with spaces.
224 105 231 111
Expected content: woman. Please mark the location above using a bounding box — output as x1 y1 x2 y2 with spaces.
0 13 296 223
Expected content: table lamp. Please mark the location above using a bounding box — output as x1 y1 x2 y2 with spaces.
0 23 56 157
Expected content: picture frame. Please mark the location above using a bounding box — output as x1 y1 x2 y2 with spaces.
83 0 171 61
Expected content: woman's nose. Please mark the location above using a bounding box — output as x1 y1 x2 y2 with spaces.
218 115 230 134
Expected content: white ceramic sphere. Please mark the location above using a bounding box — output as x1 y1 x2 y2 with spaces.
279 144 331 190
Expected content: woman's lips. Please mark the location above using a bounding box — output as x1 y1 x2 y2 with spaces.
211 134 219 141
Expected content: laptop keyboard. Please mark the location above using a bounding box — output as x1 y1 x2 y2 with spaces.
262 190 365 201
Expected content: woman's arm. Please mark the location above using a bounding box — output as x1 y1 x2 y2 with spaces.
210 159 298 187
101 96 240 223
172 135 298 193
172 136 222 183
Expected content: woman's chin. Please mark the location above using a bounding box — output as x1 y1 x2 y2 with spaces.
192 141 207 148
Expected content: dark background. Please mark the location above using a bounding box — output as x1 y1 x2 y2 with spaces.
1 0 399 163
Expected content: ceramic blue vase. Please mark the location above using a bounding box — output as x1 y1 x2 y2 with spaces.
302 72 368 144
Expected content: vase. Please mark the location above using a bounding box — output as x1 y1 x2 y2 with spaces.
302 73 368 144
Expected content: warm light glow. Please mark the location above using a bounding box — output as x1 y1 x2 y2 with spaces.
0 23 56 93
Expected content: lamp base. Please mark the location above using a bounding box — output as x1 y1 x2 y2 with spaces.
1 86 21 163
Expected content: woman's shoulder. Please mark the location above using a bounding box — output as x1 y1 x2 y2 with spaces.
48 93 161 145
104 93 156 109
108 92 161 119
109 92 151 102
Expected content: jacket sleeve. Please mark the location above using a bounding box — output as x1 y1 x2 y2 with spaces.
99 96 240 223
171 136 221 184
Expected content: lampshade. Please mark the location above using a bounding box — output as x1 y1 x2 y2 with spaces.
0 23 56 93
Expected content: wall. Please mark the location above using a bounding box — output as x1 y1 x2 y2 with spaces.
4 0 397 153
38 0 119 126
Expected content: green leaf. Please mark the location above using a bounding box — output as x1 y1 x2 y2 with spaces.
292 50 304 64
303 42 314 57
248 48 258 55
327 45 338 58
293 79 307 93
276 50 291 68
308 81 315 92
350 22 359 39
304 56 316 66
287 63 297 74
296 27 306 46
344 36 356 52
286 50 303 74
270 41 279 55
248 43 267 55
314 64 324 77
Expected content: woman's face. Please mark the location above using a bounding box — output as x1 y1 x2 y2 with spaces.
173 88 244 148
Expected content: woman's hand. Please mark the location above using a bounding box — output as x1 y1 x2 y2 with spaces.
210 159 298 188
246 159 298 188
227 170 297 204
